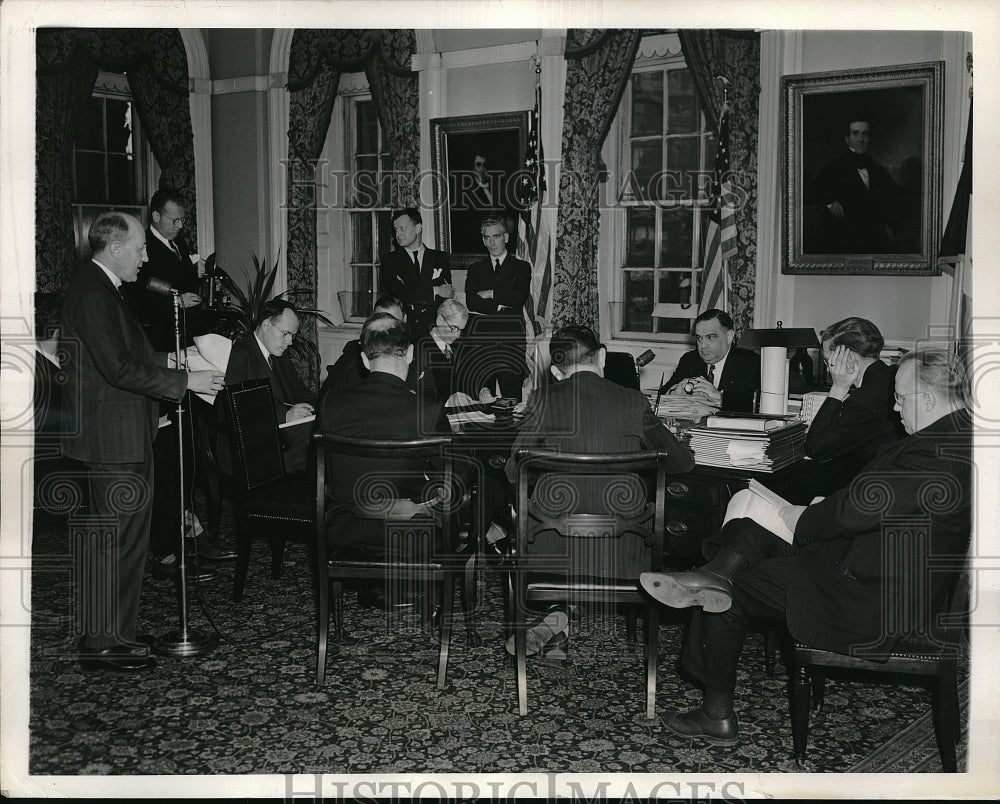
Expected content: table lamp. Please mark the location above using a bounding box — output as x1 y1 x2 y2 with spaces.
738 323 819 414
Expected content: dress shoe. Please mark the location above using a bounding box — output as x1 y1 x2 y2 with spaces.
151 554 178 582
639 569 733 613
505 605 569 656
197 540 237 561
79 645 157 673
539 630 569 666
661 707 738 745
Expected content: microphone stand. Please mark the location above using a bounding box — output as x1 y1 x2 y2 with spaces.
155 290 218 657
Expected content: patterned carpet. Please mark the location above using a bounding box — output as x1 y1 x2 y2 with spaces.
26 495 968 777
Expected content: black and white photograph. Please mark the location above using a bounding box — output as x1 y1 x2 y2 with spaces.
1 2 997 801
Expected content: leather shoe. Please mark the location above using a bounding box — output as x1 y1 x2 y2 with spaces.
197 541 237 562
661 707 738 745
539 630 569 665
505 605 569 656
80 645 156 673
640 569 733 612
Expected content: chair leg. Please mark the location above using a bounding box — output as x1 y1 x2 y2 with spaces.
317 572 329 684
436 574 455 689
790 661 812 769
233 521 253 603
645 604 659 719
934 660 960 772
514 584 527 715
462 552 481 647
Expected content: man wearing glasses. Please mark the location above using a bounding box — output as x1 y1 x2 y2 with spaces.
223 299 317 473
415 299 469 405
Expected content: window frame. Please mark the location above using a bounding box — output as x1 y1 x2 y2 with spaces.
609 35 717 343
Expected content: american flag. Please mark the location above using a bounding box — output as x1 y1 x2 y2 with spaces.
516 79 551 336
698 104 737 314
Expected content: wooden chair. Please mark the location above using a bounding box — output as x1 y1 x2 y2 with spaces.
510 449 669 718
314 433 474 689
789 522 970 772
218 379 314 602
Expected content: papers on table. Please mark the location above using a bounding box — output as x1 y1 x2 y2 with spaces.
687 420 807 472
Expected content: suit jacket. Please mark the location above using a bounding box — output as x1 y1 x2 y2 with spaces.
60 260 187 464
464 252 531 316
318 338 420 412
506 371 695 486
122 230 201 352
787 408 972 658
379 245 451 338
320 371 447 550
661 346 760 412
223 334 317 473
413 335 455 405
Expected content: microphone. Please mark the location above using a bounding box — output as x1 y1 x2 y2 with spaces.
635 349 656 368
146 277 179 296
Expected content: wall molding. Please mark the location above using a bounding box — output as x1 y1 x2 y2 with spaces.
411 36 564 72
179 29 215 263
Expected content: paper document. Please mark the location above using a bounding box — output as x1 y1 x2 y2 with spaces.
723 479 795 544
279 414 316 429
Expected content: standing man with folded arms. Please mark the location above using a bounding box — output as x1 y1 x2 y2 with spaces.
61 211 223 673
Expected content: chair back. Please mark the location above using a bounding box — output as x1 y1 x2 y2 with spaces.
514 449 667 581
604 351 641 391
219 378 285 491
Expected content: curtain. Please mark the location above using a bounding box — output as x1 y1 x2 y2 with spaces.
679 30 761 338
286 29 418 388
551 29 642 332
35 28 196 296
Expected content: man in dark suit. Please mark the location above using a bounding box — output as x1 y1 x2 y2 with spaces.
659 308 760 412
224 299 317 474
640 348 971 744
379 207 453 340
505 325 695 656
782 316 903 502
320 314 450 607
123 188 203 353
60 212 223 672
414 299 469 405
811 118 903 254
461 215 531 401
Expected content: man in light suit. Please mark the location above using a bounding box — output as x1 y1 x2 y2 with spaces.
61 212 223 672
641 348 972 744
505 325 695 656
224 299 317 474
378 208 453 340
659 308 760 412
460 215 531 401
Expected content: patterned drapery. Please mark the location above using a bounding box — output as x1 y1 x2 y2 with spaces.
35 28 197 294
286 29 418 387
551 29 642 332
679 30 761 338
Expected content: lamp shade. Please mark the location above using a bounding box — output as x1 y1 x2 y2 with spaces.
737 327 819 349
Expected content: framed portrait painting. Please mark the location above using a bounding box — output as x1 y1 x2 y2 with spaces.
430 112 528 268
782 61 943 275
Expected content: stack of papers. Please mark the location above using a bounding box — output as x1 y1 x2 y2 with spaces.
654 395 719 421
688 420 808 471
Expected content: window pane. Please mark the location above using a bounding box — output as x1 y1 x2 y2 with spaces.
622 270 654 332
667 69 698 133
631 142 662 201
659 208 693 267
703 130 717 175
351 212 373 263
375 211 394 259
105 98 132 153
355 101 379 154
74 152 107 202
351 265 374 317
631 72 663 137
107 154 135 204
75 98 104 151
626 207 656 267
666 136 700 201
658 270 694 308
353 157 379 208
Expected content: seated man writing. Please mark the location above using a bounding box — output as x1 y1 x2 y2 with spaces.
505 324 696 658
224 299 316 473
659 308 760 413
640 347 971 744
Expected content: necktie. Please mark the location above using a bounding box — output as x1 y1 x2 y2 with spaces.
413 250 420 272
494 259 500 272
707 364 715 384
169 240 181 259
266 354 274 371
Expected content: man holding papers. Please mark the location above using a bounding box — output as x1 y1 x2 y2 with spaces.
640 348 972 745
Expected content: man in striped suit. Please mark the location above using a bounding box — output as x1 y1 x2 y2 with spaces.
61 212 223 672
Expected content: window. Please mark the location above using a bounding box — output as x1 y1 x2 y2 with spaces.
343 98 394 321
71 71 151 258
615 35 716 340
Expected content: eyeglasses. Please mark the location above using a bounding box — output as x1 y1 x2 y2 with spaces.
893 391 923 405
162 214 186 226
440 320 463 333
274 327 296 340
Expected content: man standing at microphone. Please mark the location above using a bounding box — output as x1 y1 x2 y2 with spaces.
61 212 224 672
